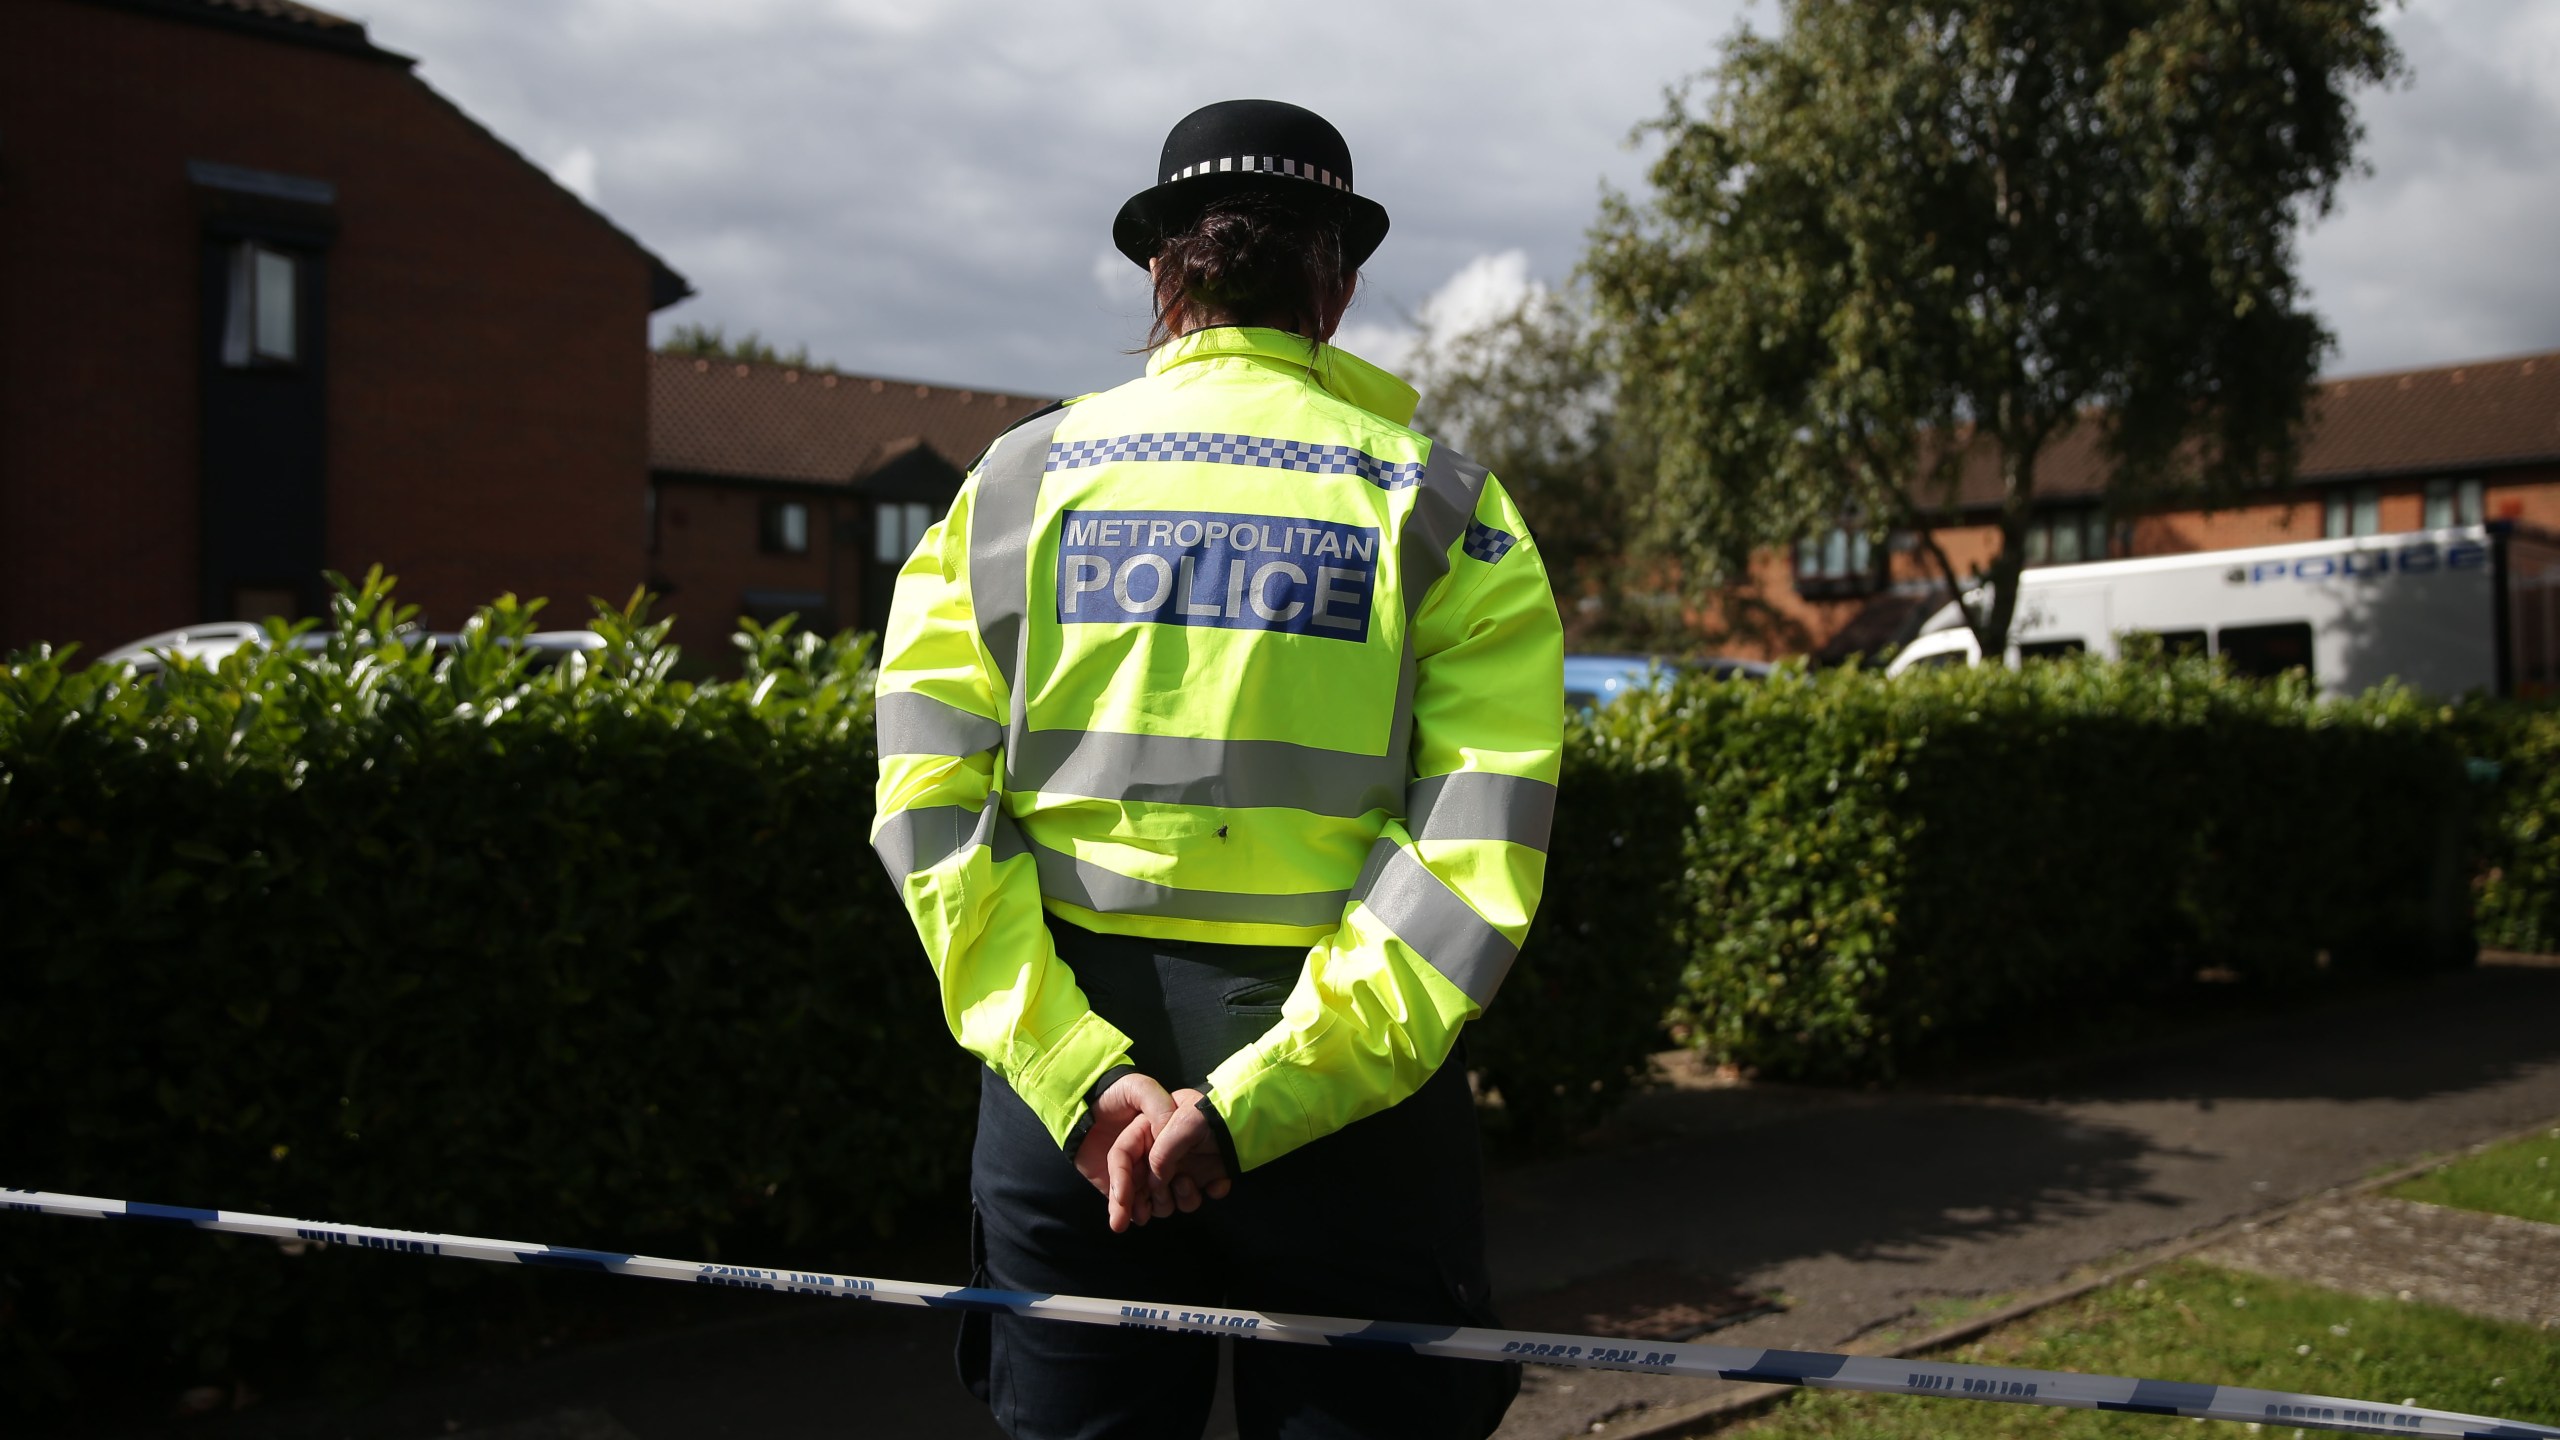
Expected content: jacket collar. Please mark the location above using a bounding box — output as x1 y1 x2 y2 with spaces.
1146 326 1419 427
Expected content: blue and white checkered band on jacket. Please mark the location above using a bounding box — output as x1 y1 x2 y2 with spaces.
1462 519 1518 564
1163 155 1354 192
1046 432 1425 492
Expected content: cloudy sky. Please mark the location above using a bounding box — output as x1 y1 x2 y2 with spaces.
344 0 2560 400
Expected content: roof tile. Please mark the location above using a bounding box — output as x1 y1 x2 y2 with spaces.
649 354 1051 485
1924 346 2560 511
2298 348 2560 481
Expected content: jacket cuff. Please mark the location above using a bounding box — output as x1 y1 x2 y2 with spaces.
1060 1064 1139 1156
1015 1008 1138 1150
1197 1091 1242 1179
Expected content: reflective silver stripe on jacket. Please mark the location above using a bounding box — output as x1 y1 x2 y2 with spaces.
1383 439 1495 784
1405 771 1556 851
1349 837 1519 1007
969 405 1076 704
874 800 1030 886
1026 841 1353 929
1397 441 1491 626
1008 728 1402 818
876 691 1004 758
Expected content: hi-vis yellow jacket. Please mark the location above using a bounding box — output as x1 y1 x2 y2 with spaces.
869 326 1563 1172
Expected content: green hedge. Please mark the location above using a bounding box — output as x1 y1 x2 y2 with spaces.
1607 655 2477 1083
0 577 976 1395
1470 711 1691 1140
2457 701 2560 953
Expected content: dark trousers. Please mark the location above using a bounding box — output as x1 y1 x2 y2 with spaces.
962 921 1519 1440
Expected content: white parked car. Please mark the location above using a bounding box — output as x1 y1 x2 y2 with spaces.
1564 653 1771 712
95 624 607 676
92 622 276 671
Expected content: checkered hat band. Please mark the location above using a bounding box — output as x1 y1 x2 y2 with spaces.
1164 156 1353 193
1046 432 1424 491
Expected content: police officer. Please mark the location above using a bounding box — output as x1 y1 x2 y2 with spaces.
871 98 1564 1439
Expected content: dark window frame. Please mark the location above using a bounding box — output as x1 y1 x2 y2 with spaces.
2324 484 2382 539
2423 476 2485 530
2023 509 2109 567
874 499 935 564
1792 524 1882 599
2124 629 2209 660
193 163 336 625
218 240 305 369
2217 621 2316 682
760 498 812 556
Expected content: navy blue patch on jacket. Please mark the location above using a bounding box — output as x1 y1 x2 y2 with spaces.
1055 509 1378 642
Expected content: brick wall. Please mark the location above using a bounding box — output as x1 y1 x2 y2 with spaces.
2129 500 2319 554
649 478 862 663
2124 470 2560 555
2486 468 2560 532
0 0 662 655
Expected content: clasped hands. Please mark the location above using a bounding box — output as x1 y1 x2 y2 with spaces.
1071 1073 1234 1233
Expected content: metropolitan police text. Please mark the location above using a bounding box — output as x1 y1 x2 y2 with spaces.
1055 508 1379 642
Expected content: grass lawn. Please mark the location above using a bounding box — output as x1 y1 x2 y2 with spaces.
1715 1262 2556 1438
2389 1125 2560 1227
1855 1289 2026 1353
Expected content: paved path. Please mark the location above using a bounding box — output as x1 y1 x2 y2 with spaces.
1491 959 2560 1438
2201 1192 2560 1331
143 961 2560 1440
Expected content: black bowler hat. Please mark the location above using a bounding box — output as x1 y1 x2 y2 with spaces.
1112 99 1391 271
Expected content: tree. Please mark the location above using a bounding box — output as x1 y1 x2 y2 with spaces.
660 322 826 371
1585 0 2403 655
1410 291 1711 652
1411 293 1613 639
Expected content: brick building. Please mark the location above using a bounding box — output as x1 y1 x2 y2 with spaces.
0 0 688 657
1721 346 2560 662
646 354 1048 659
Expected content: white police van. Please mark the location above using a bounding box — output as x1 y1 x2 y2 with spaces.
1884 523 2560 699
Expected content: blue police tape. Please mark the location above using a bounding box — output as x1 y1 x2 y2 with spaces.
6 1187 2553 1439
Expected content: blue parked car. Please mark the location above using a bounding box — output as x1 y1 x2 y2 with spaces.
1563 653 1770 712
